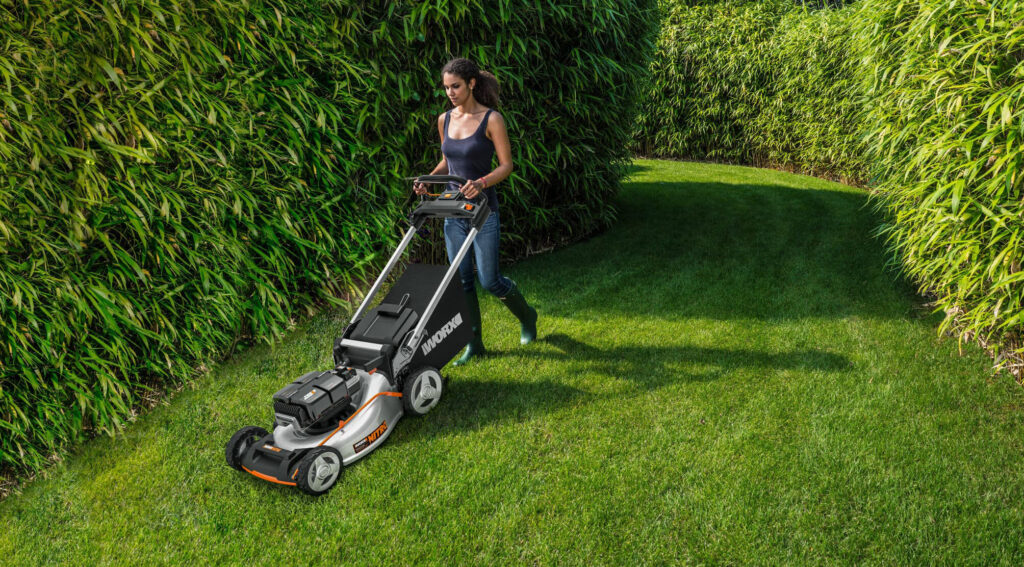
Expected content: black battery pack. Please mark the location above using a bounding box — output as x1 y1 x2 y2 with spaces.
272 370 357 431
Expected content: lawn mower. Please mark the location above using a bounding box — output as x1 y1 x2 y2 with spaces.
225 175 487 495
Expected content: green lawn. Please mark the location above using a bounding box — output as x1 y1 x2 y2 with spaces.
2 159 1021 565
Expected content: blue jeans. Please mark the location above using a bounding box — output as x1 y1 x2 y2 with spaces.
444 212 514 297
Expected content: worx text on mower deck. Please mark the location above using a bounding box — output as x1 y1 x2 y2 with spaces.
225 175 487 495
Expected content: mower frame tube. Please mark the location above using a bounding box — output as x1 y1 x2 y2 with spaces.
351 225 419 324
394 226 479 372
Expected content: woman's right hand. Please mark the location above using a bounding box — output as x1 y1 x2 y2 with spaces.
413 181 428 195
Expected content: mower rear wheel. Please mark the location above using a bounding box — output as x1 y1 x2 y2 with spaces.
296 446 343 496
403 367 444 417
225 426 269 471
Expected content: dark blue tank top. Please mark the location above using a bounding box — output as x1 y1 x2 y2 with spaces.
441 109 499 211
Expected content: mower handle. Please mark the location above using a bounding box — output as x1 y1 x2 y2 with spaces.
406 174 469 186
406 174 488 208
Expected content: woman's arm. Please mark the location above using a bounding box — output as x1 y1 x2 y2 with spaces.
483 112 513 186
461 112 513 198
431 113 449 175
416 115 450 194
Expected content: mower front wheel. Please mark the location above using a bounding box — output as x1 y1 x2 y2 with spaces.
296 446 343 496
225 426 268 471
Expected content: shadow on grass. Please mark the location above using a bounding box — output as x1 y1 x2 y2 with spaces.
389 330 850 449
520 179 919 322
624 162 654 176
385 376 591 449
534 333 850 389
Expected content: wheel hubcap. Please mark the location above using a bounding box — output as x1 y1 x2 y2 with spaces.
412 371 442 413
307 453 340 492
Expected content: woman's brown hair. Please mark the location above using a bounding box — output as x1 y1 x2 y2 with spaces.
442 57 500 108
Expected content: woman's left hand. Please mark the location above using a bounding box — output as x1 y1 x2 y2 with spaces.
460 179 484 199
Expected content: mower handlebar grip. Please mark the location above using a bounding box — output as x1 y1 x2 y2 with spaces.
408 175 469 185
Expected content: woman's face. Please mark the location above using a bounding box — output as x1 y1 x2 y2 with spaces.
443 72 475 107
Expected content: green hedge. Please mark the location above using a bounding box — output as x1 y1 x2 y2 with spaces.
630 0 864 180
0 0 658 472
634 0 867 182
637 0 1024 376
749 4 867 182
859 0 1024 371
634 0 790 163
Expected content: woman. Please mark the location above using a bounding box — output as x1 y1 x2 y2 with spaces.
414 57 538 366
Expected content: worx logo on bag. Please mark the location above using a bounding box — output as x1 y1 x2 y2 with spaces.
420 312 463 356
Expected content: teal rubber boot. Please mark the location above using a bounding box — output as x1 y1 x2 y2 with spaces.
499 281 538 345
453 288 485 366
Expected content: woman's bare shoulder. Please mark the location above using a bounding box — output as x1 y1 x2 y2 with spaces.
487 110 507 127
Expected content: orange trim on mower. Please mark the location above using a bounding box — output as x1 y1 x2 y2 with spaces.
243 466 297 486
318 391 402 447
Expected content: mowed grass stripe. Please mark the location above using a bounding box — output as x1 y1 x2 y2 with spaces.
1 159 1021 565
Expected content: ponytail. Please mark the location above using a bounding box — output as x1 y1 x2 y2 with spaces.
442 57 500 108
473 70 500 108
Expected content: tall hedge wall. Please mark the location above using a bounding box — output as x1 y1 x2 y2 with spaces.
636 0 1024 378
0 0 658 472
633 0 867 183
859 0 1024 372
